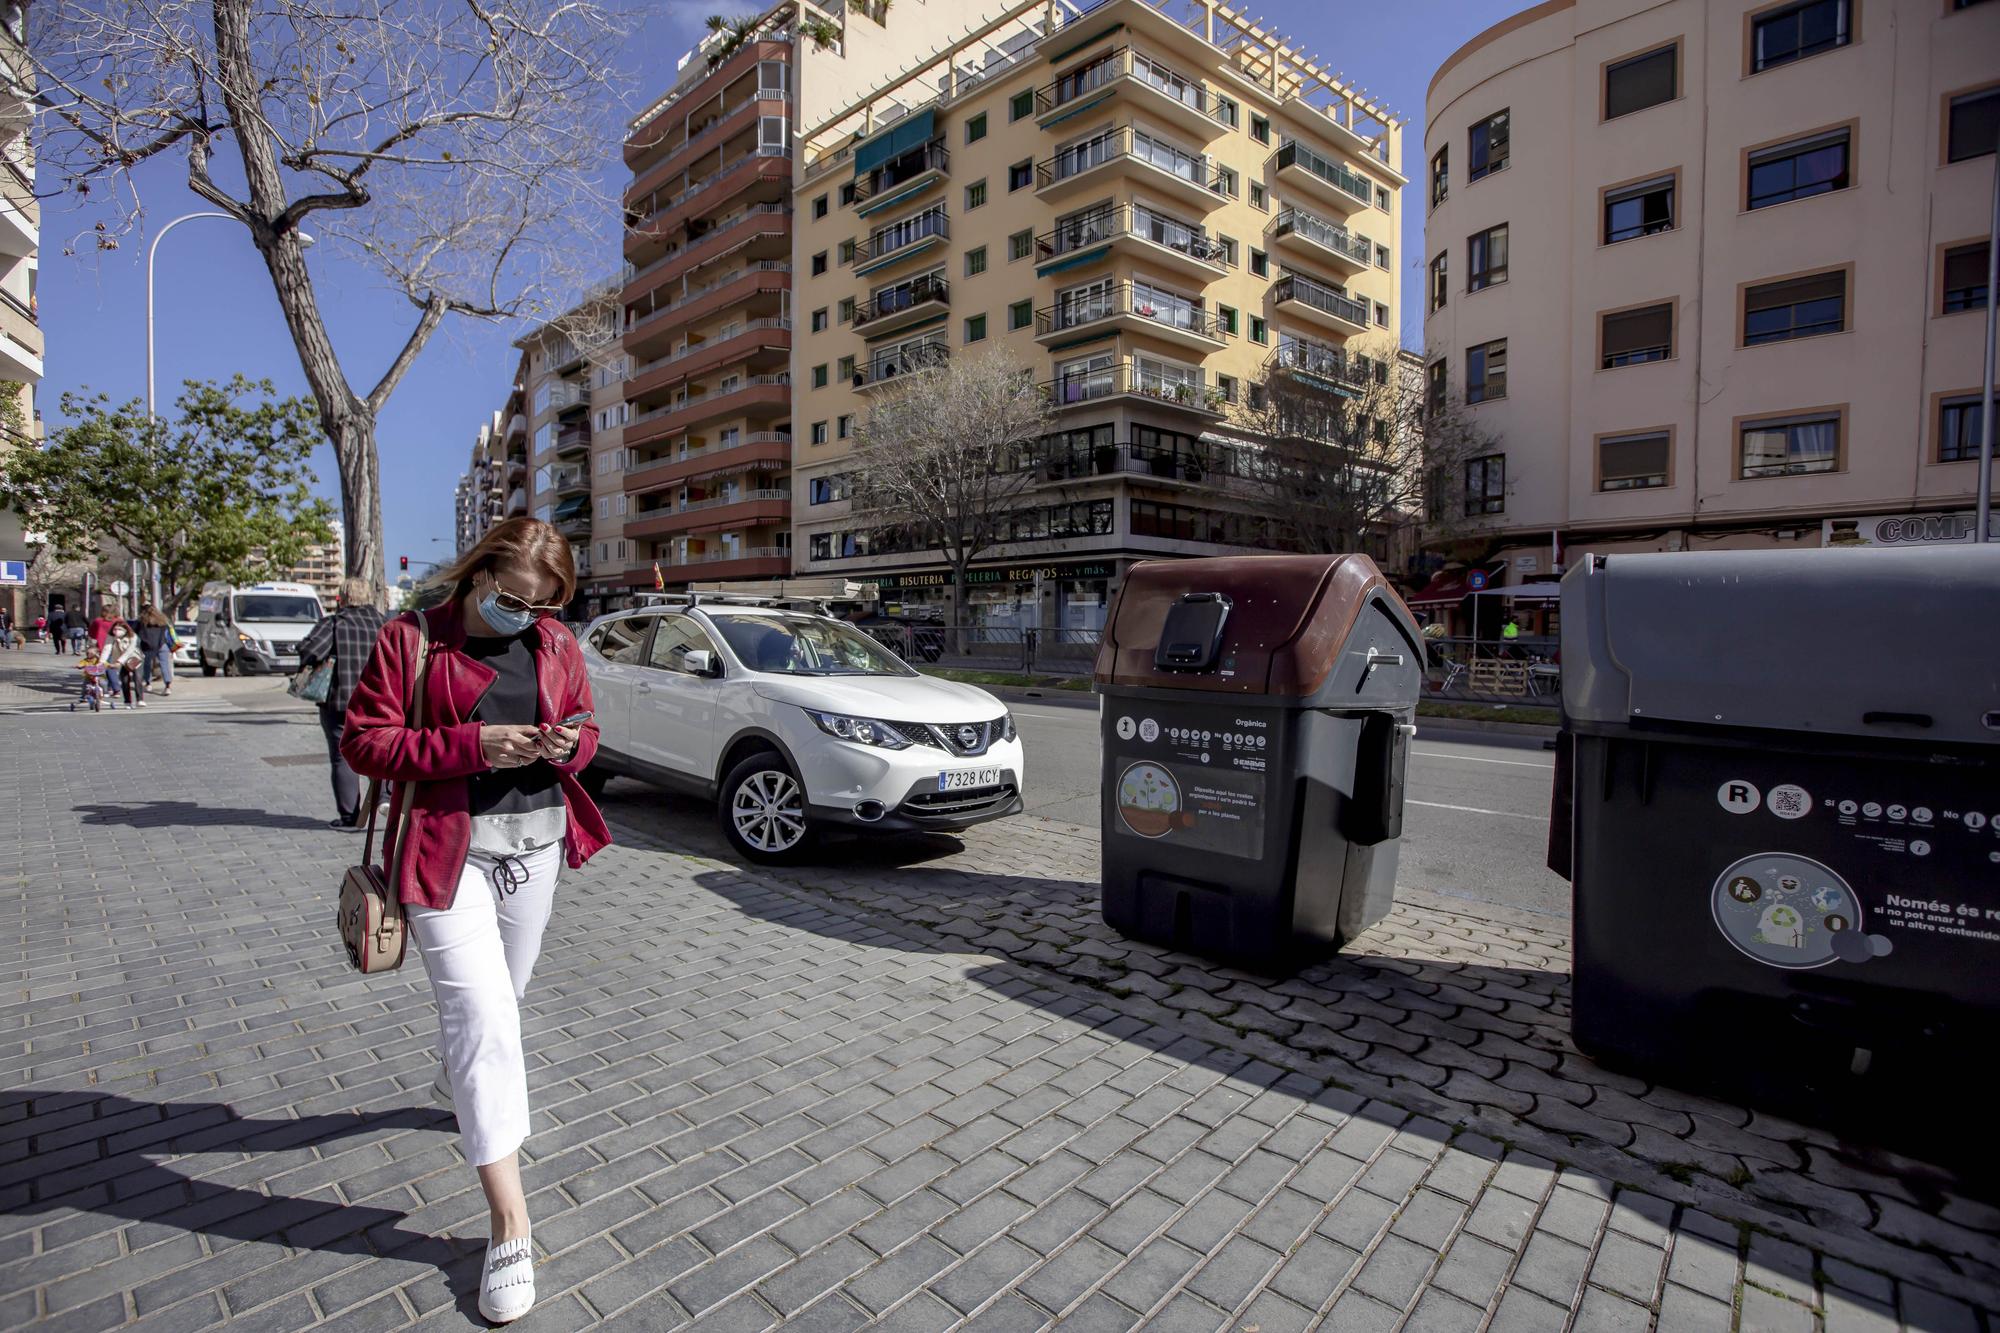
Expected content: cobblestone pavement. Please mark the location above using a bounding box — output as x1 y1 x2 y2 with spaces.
0 653 1994 1331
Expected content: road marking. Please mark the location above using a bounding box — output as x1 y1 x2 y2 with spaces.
1412 749 1552 769
1408 799 1547 822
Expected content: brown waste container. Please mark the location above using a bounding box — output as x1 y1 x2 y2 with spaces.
1093 554 1425 973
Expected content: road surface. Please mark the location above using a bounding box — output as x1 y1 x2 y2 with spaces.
1008 697 1571 919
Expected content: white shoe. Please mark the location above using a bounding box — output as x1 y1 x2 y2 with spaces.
478 1236 535 1323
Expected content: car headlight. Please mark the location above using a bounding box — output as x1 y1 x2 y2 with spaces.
1001 711 1017 742
237 631 254 646
803 709 915 749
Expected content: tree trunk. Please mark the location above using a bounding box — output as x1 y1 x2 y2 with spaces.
951 560 970 659
330 413 388 604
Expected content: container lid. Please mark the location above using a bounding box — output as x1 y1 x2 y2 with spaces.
1561 546 2000 745
1095 554 1403 696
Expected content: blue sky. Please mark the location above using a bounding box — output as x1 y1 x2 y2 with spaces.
36 0 1504 570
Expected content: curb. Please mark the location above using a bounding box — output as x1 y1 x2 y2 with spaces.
980 682 1097 711
1415 713 1559 740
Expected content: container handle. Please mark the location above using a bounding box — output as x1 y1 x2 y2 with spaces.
1861 711 1932 729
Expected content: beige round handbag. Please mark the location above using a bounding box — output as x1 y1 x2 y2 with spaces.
337 615 431 974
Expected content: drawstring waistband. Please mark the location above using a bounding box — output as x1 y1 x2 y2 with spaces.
490 855 530 898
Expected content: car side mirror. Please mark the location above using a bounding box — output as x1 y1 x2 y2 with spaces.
684 649 721 678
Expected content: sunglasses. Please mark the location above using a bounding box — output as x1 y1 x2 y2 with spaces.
488 577 565 618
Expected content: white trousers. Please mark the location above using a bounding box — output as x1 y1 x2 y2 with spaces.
408 841 561 1167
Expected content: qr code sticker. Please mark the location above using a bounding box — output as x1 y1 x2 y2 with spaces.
1769 784 1813 820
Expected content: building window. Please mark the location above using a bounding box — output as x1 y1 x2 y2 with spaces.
966 180 988 210
811 307 828 333
1751 0 1851 73
965 112 987 143
838 297 856 324
965 246 987 276
1946 86 2000 162
1599 431 1671 490
1250 316 1267 344
812 363 829 389
839 238 857 265
1009 299 1033 331
1250 249 1268 277
1250 182 1267 210
1467 224 1508 291
1375 243 1391 269
965 314 987 343
1216 374 1237 403
1465 340 1507 403
1601 302 1674 367
1943 242 1990 313
1375 185 1390 210
1740 410 1841 477
813 194 829 219
1604 174 1676 243
1747 128 1850 209
811 421 829 445
1011 90 1034 121
1009 229 1034 261
1218 305 1238 335
1250 114 1270 144
811 251 828 275
837 414 854 440
838 355 856 381
1464 454 1506 515
1217 166 1239 197
1605 43 1678 120
1374 301 1390 328
1428 252 1448 311
1430 146 1448 207
1427 359 1447 415
809 475 848 504
1744 270 1847 344
1939 393 1996 463
1468 109 1510 180
1215 96 1239 128
1009 160 1032 191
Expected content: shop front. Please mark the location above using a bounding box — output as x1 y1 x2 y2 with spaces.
871 558 1119 633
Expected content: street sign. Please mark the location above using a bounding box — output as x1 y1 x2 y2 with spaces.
110 580 132 597
1466 569 1490 591
0 560 25 586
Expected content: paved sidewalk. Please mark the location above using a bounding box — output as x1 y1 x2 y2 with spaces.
0 653 1994 1331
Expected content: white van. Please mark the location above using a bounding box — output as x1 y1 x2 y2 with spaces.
196 581 325 676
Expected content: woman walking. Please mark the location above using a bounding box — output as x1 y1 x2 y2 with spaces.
342 518 606 1324
296 578 387 829
136 606 176 698
103 620 146 707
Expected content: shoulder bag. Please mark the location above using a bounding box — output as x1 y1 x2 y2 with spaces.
337 613 431 973
288 660 334 703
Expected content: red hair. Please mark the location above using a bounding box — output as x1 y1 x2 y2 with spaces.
434 517 577 606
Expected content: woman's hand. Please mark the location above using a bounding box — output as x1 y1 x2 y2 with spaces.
480 724 547 769
536 724 581 762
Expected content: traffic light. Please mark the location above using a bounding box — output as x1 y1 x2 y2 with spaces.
399 555 408 572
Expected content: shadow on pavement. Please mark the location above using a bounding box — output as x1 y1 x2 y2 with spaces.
0 1090 462 1268
74 800 336 832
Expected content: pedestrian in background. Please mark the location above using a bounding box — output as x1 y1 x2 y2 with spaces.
88 602 123 655
297 577 387 830
43 608 64 654
0 608 13 649
103 621 146 708
343 517 606 1325
136 606 175 698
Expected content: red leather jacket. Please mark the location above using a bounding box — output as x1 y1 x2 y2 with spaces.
341 599 611 910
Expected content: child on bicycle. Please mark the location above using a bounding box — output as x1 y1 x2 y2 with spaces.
73 651 113 711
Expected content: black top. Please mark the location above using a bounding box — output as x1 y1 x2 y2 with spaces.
462 630 563 819
137 622 171 653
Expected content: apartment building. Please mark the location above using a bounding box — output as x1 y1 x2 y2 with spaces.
280 537 345 607
1421 0 1998 611
616 1 1024 596
516 294 623 616
1 0 43 625
788 0 1405 629
455 379 532 556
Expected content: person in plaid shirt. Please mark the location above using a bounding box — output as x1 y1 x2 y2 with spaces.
298 577 389 829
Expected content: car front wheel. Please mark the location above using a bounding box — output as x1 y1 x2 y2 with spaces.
718 752 815 864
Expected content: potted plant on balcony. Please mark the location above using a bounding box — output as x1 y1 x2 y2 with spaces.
1172 382 1193 404
1093 442 1119 474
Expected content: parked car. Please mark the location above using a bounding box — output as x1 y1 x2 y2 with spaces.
195 580 325 676
171 621 200 670
580 597 1024 862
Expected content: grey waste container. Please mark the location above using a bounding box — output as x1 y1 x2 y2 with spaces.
1093 554 1425 974
1552 546 2000 1169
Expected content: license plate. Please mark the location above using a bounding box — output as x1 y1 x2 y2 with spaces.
938 767 1001 792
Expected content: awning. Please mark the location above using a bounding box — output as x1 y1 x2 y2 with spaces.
853 108 936 176
551 495 590 522
1407 568 1476 608
1466 584 1562 601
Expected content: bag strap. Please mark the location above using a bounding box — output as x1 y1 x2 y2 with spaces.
361 612 432 868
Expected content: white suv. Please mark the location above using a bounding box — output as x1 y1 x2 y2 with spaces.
578 599 1025 862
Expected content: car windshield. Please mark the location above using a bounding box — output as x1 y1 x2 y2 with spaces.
174 623 196 635
709 612 916 677
234 596 323 622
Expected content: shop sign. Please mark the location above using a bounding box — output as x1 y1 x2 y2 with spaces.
0 560 25 587
1822 511 1993 547
873 560 1116 592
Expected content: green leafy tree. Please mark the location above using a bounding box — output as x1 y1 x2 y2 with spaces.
0 376 337 615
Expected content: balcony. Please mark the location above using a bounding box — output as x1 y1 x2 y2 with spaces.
549 466 591 497
550 381 592 414
1034 48 1227 139
619 548 790 586
625 320 791 404
1271 272 1370 336
625 432 793 495
0 161 35 258
1034 204 1231 283
1039 360 1225 417
1268 207 1374 276
855 339 949 392
551 496 592 537
625 376 792 448
1270 140 1375 215
1034 283 1229 354
625 90 792 209
0 288 42 382
625 146 791 262
623 261 791 357
1266 338 1378 396
852 142 950 218
625 39 790 169
506 412 528 440
554 421 593 456
1027 440 1247 488
852 274 950 339
622 204 790 303
853 209 949 278
1035 128 1231 211
626 490 793 539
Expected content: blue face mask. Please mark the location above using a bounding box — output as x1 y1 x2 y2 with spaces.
478 589 536 635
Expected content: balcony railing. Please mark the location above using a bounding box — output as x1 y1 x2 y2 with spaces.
857 339 950 388
1035 128 1230 198
631 144 789 230
626 261 791 334
855 209 949 267
659 545 788 568
1268 207 1375 266
1035 203 1232 268
853 141 949 205
628 317 792 380
625 204 791 288
1033 48 1223 125
628 89 792 200
1272 273 1370 328
1039 360 1221 411
555 422 593 452
853 274 950 328
1035 283 1228 341
1266 338 1378 389
629 374 791 427
1270 140 1374 208
549 382 592 412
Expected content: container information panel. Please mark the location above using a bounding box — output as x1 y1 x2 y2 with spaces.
1105 703 1274 860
